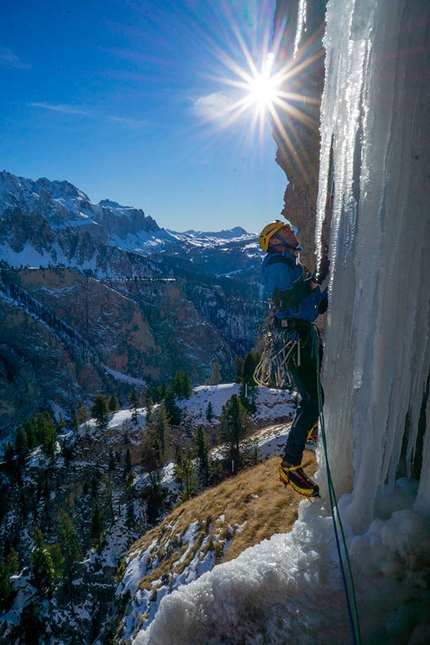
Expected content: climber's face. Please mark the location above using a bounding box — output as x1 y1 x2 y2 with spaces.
269 224 300 252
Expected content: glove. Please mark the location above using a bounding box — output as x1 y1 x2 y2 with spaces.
312 254 330 284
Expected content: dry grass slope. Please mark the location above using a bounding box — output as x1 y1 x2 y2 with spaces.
127 453 317 595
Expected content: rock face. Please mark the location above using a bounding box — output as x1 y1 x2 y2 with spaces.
272 0 328 267
0 266 264 436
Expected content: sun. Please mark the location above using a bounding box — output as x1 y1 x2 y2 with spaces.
190 4 321 164
243 53 280 116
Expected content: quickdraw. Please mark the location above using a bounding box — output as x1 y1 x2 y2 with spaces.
253 327 302 389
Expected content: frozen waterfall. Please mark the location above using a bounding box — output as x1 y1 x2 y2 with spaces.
317 0 430 530
129 2 430 643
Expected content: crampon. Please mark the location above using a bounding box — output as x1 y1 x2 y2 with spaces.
278 461 320 498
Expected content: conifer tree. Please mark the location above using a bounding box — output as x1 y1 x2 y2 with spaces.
164 389 182 426
0 561 15 610
170 371 193 399
195 425 210 488
29 529 63 595
14 425 29 464
108 393 120 413
128 388 140 424
219 394 253 473
92 394 110 429
101 474 115 526
90 504 106 551
3 442 18 482
124 469 134 498
123 448 132 478
38 413 58 458
239 352 258 414
57 509 82 567
205 401 214 423
6 547 20 576
124 469 135 527
76 401 89 425
145 402 170 465
174 448 197 501
235 356 244 382
71 411 79 432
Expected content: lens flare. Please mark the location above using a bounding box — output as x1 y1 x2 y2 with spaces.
245 53 279 116
194 14 321 156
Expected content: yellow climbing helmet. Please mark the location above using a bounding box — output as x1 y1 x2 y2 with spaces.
258 219 297 251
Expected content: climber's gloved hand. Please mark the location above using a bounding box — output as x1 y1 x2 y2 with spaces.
312 254 330 284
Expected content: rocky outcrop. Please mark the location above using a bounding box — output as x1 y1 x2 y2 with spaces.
272 0 328 267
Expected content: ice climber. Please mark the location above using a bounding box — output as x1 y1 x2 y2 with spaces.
258 219 329 497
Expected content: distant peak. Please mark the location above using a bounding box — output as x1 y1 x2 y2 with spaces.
99 199 126 208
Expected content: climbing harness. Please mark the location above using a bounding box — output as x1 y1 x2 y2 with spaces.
311 326 362 645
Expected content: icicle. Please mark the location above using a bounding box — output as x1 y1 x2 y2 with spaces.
293 0 307 57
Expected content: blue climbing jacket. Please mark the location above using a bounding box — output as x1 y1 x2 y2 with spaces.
262 249 327 323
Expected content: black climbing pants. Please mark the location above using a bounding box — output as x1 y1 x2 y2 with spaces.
282 324 323 466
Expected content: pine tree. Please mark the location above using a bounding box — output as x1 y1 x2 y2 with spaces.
20 603 44 644
57 509 82 567
128 388 140 424
0 561 15 611
239 352 258 414
38 413 58 458
92 394 110 429
205 401 215 423
3 442 19 481
170 371 193 399
101 474 115 526
29 529 63 596
219 394 253 474
235 356 244 382
239 382 258 415
145 402 171 465
241 352 258 385
123 448 132 478
109 393 120 413
174 448 197 501
125 470 135 527
6 547 20 575
195 425 210 488
71 411 79 432
76 401 89 425
90 504 106 551
14 425 29 464
164 390 182 426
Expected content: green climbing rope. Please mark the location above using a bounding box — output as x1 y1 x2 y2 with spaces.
311 325 362 645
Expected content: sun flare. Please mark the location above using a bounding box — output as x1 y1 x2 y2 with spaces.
244 53 280 116
190 2 322 166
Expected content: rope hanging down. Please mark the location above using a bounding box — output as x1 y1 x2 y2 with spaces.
311 325 362 645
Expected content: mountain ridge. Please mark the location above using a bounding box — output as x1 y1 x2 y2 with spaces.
0 171 266 435
0 170 262 281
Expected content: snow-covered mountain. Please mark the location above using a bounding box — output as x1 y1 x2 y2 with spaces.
0 171 266 434
0 171 262 281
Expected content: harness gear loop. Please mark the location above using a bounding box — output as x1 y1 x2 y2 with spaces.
253 322 308 388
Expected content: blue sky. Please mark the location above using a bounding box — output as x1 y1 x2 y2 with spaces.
0 0 287 233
